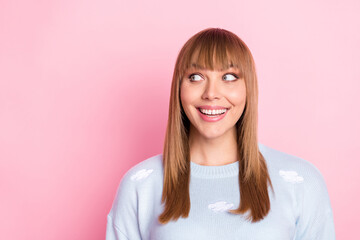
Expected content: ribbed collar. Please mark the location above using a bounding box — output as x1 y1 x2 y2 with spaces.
190 160 239 178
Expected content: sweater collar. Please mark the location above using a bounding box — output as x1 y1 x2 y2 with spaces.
188 143 267 178
190 160 239 178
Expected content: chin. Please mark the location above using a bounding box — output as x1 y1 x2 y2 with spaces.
199 131 226 140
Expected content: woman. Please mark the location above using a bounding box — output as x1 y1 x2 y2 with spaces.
106 28 335 239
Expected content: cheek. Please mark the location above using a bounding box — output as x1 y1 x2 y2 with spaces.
180 84 196 106
228 89 246 106
180 86 196 121
180 86 188 106
180 86 194 118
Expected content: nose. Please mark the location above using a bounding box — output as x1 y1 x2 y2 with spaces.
201 78 220 100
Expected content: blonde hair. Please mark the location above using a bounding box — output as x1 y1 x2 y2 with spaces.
159 27 273 224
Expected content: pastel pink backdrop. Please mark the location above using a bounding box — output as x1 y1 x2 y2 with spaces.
1 0 359 239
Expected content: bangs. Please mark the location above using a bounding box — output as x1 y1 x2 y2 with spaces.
179 30 246 78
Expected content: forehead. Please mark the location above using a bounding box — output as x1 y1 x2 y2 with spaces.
181 43 244 76
186 49 240 71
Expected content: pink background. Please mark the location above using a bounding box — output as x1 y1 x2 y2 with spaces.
1 0 359 239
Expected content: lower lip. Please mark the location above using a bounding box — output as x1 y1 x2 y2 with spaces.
197 108 228 122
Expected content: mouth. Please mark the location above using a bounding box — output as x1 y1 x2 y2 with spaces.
196 107 230 117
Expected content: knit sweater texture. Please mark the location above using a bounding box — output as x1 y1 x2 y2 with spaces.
106 143 335 240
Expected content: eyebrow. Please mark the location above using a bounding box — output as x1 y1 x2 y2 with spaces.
189 63 238 71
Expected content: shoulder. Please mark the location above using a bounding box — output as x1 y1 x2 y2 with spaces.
259 144 335 238
258 143 327 187
108 154 163 237
109 153 163 215
259 143 322 177
120 153 164 186
259 143 333 218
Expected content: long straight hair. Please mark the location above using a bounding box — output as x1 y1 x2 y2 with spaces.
159 28 273 224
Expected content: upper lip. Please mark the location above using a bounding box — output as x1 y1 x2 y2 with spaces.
197 105 230 110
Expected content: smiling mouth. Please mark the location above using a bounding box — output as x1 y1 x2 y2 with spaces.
197 107 229 116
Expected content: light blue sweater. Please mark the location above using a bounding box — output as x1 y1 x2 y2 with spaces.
106 143 335 239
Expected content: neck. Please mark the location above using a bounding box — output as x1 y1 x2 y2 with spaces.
188 125 238 166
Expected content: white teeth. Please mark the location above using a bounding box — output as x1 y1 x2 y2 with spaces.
199 108 227 115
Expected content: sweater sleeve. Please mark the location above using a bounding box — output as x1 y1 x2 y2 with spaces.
293 163 336 240
106 215 130 240
105 170 142 240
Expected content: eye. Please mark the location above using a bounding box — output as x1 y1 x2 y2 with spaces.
188 73 203 82
223 73 238 81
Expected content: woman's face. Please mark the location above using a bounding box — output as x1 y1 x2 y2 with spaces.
180 66 246 140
